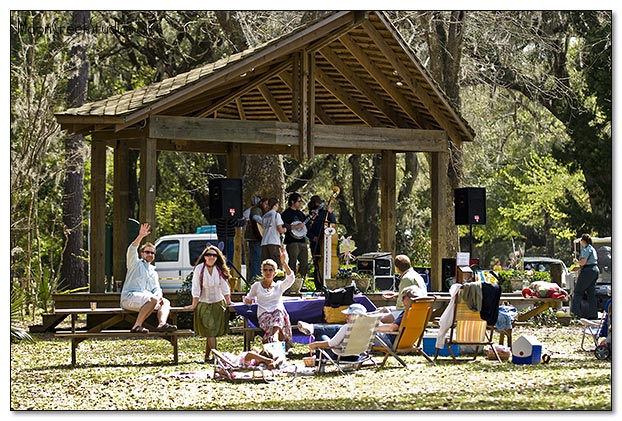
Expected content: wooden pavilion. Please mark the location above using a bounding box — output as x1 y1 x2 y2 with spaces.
55 11 475 292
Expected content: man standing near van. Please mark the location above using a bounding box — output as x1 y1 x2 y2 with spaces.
120 222 177 333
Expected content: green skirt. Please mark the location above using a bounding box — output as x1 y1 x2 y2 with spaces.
193 300 227 338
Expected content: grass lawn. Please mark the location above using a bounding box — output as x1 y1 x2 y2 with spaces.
10 322 611 411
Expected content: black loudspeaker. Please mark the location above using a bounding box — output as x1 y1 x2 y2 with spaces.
454 187 486 225
441 258 456 292
208 178 243 219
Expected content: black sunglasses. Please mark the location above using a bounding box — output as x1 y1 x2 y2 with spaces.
205 253 218 257
143 250 155 255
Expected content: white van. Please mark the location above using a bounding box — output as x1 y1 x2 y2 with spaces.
154 232 219 293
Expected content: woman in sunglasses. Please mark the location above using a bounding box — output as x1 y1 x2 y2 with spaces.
188 245 232 363
244 247 295 348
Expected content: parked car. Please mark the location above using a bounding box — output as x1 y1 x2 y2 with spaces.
522 256 570 288
571 236 611 311
154 231 219 293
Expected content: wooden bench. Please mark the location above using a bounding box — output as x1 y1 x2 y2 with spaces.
53 307 194 366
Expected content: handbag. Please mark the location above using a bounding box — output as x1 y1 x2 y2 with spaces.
323 285 355 323
263 341 286 358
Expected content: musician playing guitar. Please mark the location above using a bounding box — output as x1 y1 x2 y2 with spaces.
281 192 309 282
307 194 337 291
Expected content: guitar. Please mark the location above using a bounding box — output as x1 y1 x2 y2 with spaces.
253 221 264 239
290 203 324 239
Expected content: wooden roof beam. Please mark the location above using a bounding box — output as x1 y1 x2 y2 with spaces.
319 46 407 127
235 98 246 120
258 83 289 122
373 13 474 141
196 60 291 118
114 11 359 131
315 66 381 126
279 71 334 125
306 11 369 53
361 20 466 143
91 127 148 141
148 116 447 152
339 34 429 128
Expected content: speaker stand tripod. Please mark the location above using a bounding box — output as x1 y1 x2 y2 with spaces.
221 218 250 289
469 223 473 258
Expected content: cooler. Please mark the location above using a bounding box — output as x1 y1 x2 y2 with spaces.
423 330 460 357
512 335 542 364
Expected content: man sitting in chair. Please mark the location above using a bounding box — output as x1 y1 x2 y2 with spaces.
381 255 428 323
299 303 368 362
374 286 426 348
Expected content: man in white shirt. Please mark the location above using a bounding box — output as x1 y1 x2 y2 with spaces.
261 197 286 267
120 222 177 333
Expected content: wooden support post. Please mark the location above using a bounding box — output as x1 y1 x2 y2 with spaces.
227 143 244 283
293 51 315 161
90 140 107 293
139 138 157 241
431 150 449 291
113 141 129 287
380 150 396 255
306 51 315 160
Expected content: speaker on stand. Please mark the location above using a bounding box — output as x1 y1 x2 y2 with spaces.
454 187 486 257
208 178 245 284
209 178 243 220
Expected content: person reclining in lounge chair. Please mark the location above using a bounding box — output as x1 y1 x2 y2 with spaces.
298 303 368 362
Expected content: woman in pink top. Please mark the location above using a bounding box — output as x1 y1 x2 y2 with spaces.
244 247 295 347
187 245 232 363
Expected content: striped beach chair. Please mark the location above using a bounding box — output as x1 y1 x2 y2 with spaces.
443 287 502 362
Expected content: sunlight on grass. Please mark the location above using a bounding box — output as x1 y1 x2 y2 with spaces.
10 325 611 410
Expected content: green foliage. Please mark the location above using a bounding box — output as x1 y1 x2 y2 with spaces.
10 285 34 344
496 269 552 293
496 152 585 240
495 270 515 293
521 307 562 327
155 200 205 236
530 271 552 283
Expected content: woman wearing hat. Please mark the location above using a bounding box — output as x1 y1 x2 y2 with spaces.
304 303 368 361
244 247 296 347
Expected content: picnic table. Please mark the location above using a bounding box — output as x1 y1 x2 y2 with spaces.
429 293 567 321
230 295 376 351
54 306 194 366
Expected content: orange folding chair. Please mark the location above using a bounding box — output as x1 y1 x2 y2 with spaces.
373 297 437 367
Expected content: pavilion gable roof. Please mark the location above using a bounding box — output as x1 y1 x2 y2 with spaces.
56 11 474 144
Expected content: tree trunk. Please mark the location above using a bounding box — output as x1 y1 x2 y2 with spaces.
244 155 285 206
420 11 465 258
348 154 381 252
60 11 90 290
